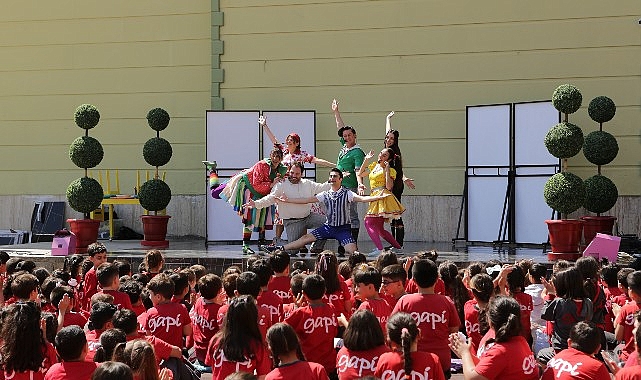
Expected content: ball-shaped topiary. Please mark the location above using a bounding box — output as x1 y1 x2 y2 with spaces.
143 137 173 167
544 122 584 159
138 178 172 212
544 172 586 215
552 84 582 115
583 175 618 214
147 108 170 132
583 130 618 166
74 104 101 130
66 177 104 214
588 96 616 124
69 136 104 169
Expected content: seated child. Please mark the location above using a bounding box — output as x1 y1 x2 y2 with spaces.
189 273 225 372
46 326 99 380
353 266 392 333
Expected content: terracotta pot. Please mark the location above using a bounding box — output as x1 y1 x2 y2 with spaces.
545 219 584 260
581 216 617 245
66 218 101 253
141 215 171 247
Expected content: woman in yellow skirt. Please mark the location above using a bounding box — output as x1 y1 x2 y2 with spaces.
357 148 405 256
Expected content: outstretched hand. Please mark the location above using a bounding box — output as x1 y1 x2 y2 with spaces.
258 115 266 127
404 177 416 189
365 150 375 160
387 111 395 119
331 99 339 112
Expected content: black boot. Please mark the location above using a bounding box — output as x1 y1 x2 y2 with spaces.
395 226 405 247
351 228 360 250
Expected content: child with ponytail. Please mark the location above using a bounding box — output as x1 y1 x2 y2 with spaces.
464 273 494 355
265 323 328 380
315 252 352 317
375 312 445 380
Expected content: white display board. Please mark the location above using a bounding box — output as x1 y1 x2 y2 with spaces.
467 176 509 242
466 104 511 168
515 176 553 244
514 101 559 168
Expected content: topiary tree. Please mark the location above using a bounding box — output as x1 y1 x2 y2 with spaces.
543 84 586 218
583 96 618 215
138 108 172 214
66 104 104 218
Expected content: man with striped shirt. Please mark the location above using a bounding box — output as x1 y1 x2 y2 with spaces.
262 168 388 255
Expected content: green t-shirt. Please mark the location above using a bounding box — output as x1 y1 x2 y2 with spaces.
337 139 365 189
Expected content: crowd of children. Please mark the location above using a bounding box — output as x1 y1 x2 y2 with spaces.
1 246 641 380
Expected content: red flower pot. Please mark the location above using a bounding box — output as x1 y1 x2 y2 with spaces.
545 219 584 261
141 215 171 247
66 218 101 254
581 216 617 245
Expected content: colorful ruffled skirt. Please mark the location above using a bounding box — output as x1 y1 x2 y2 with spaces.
220 172 275 231
366 187 405 222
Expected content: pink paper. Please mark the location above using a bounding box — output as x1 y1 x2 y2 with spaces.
583 233 620 262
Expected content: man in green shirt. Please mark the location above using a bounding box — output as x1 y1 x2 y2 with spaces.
332 99 365 253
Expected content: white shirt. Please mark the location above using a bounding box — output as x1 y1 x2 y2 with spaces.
252 179 331 219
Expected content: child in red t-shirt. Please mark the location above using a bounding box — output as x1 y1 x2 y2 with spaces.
391 258 460 374
50 285 88 328
380 264 407 309
353 266 392 333
282 273 306 320
251 258 284 323
337 310 389 380
266 323 328 380
268 251 294 303
615 271 641 361
96 262 133 311
541 321 610 380
285 274 339 377
190 273 225 371
316 252 352 317
507 266 534 342
375 312 445 380
464 273 495 354
46 325 98 380
80 243 108 312
142 273 192 348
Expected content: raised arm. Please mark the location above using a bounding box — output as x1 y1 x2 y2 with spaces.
352 192 390 203
311 157 337 167
332 99 345 130
385 111 394 133
259 115 280 147
357 150 375 178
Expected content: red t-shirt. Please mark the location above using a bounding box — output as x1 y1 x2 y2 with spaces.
282 303 296 320
404 278 446 295
541 347 610 380
216 301 272 339
512 291 533 338
132 303 147 317
475 336 538 380
205 339 271 380
266 361 328 380
189 297 222 362
100 289 133 310
358 297 392 334
615 364 641 380
391 293 460 372
323 281 352 317
84 329 104 362
44 361 98 380
615 301 640 361
142 301 191 348
62 311 88 328
464 299 483 353
3 342 57 380
285 303 338 371
267 276 293 303
81 268 98 311
336 345 389 380
374 351 445 380
380 292 399 310
257 289 284 323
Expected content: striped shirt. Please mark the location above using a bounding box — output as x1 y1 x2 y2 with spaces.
316 187 354 227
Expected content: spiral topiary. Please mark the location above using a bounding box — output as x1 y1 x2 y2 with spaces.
143 137 173 167
583 130 618 166
74 104 101 130
147 108 170 132
552 84 582 115
544 172 586 216
138 178 172 212
69 136 104 169
544 122 584 159
583 175 618 214
66 177 104 214
588 96 616 124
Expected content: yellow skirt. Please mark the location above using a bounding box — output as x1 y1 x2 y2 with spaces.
366 188 405 221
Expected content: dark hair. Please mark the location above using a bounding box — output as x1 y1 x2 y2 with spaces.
198 273 223 300
288 161 305 173
439 261 470 326
97 263 120 288
0 301 45 373
266 323 305 368
338 125 357 138
466 262 483 278
552 259 572 274
600 264 619 288
353 266 382 287
0 250 9 265
94 329 127 363
132 273 150 287
63 254 86 279
15 260 36 273
236 271 261 298
329 168 343 179
112 339 158 380
224 372 257 380
270 251 291 273
627 271 641 296
113 260 131 278
41 311 59 347
316 252 341 294
412 259 438 288
343 310 385 351
338 261 352 281
506 266 526 294
269 147 284 159
487 296 522 342
576 256 600 301
190 265 207 280
374 251 399 272
10 273 39 300
618 268 635 289
215 295 263 362
146 273 174 300
381 264 407 285
88 302 118 331
87 242 107 257
553 267 586 299
470 274 494 336
92 361 134 380
384 129 404 192
291 260 308 272
143 250 164 272
249 258 273 287
50 285 75 308
55 325 87 361
290 273 306 299
347 252 367 269
41 276 63 304
5 258 23 275
528 263 548 283
169 271 189 297
112 309 138 335
569 321 601 354
222 272 239 298
302 274 326 301
386 312 419 376
33 267 50 285
119 280 143 305
51 269 72 284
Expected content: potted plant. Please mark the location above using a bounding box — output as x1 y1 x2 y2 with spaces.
581 96 619 244
66 104 105 253
543 84 586 260
138 107 172 247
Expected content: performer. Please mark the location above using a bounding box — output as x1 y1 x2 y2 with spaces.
358 148 405 256
332 99 366 254
210 148 287 254
384 111 415 247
